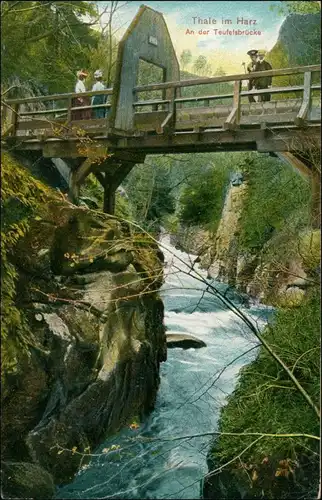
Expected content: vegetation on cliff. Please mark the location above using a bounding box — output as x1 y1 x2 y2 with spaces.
1 151 55 379
205 289 320 499
238 154 311 254
1 151 166 491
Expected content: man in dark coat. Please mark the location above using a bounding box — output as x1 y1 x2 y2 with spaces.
246 49 258 103
255 50 273 102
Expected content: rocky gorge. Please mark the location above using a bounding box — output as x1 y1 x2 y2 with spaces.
170 159 320 499
171 177 320 309
1 151 167 497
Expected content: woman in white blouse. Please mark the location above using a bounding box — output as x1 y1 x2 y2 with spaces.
72 70 91 120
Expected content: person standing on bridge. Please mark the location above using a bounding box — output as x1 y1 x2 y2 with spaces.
246 49 258 103
255 50 273 102
72 70 91 120
91 70 107 119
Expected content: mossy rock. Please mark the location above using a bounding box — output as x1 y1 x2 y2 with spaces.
298 230 320 272
1 461 55 499
276 287 306 308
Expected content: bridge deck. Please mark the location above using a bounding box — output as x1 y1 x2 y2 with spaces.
2 64 321 157
15 98 320 135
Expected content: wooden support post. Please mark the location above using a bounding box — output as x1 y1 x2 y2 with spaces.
102 159 137 214
68 157 92 205
75 158 94 185
67 96 72 129
94 171 106 187
103 182 116 214
161 87 176 134
9 104 19 137
295 71 312 127
1 103 15 137
224 80 241 130
1 102 8 127
68 168 80 205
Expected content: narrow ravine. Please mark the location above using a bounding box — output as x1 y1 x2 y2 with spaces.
56 233 274 500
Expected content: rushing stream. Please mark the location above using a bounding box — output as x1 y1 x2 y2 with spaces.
56 233 274 499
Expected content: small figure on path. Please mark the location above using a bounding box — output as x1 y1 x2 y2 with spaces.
72 70 91 120
246 49 258 103
91 70 107 119
255 50 273 102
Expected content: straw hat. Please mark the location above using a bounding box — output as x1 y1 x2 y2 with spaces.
76 70 88 78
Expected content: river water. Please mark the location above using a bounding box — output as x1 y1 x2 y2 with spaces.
56 233 274 499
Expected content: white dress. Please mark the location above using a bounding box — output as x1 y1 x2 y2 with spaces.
75 79 86 93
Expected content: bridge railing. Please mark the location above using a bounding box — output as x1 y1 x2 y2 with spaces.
133 65 321 132
2 65 321 139
2 88 113 138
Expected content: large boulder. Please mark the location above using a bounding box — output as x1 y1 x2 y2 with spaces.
166 333 206 349
1 152 166 486
1 461 55 499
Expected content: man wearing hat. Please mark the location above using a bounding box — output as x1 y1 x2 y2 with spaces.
72 70 91 120
255 50 273 102
91 70 107 119
246 50 258 103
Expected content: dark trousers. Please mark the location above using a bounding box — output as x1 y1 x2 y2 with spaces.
248 80 256 103
256 84 271 102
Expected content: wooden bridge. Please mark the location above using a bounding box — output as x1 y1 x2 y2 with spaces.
2 5 321 218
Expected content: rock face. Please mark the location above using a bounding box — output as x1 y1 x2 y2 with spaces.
269 12 320 68
206 182 248 286
1 461 55 500
245 229 320 306
170 224 210 257
166 333 206 349
1 153 167 491
173 177 320 308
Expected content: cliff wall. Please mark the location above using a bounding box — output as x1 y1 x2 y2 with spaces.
1 151 166 496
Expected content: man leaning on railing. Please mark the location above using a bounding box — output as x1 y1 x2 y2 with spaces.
255 50 273 102
246 49 258 103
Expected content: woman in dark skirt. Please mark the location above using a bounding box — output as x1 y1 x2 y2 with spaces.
72 70 91 120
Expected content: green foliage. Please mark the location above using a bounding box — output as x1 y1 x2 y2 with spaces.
1 151 52 377
80 173 104 207
179 168 229 228
239 155 310 253
178 152 250 230
123 157 176 230
267 41 299 95
193 55 211 76
271 1 320 15
88 31 119 88
267 8 321 95
136 59 165 102
180 50 192 71
162 213 180 235
211 289 320 497
180 70 234 107
1 1 98 95
115 193 134 221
